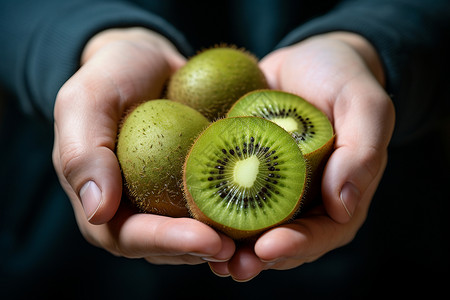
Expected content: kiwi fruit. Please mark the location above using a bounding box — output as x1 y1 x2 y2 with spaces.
166 46 268 120
228 90 335 202
183 116 308 239
116 99 209 217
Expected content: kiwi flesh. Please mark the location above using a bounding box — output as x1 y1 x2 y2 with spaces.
228 90 335 202
183 116 307 239
116 99 210 217
166 46 268 121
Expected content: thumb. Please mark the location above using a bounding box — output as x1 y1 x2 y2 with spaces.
53 76 124 225
322 76 395 224
322 144 387 223
55 137 122 225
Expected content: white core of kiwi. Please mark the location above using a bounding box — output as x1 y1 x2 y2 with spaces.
271 117 299 132
232 155 260 188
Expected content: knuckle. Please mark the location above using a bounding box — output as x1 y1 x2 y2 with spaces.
58 142 87 187
51 145 60 172
55 83 80 116
360 146 386 180
103 238 124 257
81 228 124 257
78 226 100 249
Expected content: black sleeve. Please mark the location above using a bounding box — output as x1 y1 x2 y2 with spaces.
0 0 192 122
276 0 450 144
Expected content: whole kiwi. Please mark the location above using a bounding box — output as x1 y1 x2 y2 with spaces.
116 99 210 217
183 116 308 239
166 46 268 120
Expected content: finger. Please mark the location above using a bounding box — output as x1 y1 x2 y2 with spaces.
227 243 266 282
208 261 231 278
146 234 235 265
106 211 229 259
259 48 288 89
322 146 386 223
254 211 339 265
144 255 204 265
322 76 395 223
206 233 236 262
253 215 349 270
52 114 123 226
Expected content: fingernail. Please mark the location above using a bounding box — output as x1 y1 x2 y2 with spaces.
264 262 277 269
208 263 230 278
80 181 102 220
188 252 212 257
339 182 360 218
261 258 281 269
232 274 260 283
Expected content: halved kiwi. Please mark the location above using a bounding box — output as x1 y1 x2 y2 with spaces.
183 116 307 239
228 90 335 202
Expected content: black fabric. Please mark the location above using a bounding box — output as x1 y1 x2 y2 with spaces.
0 0 192 121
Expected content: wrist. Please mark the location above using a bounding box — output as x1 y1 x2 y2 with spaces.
322 32 385 87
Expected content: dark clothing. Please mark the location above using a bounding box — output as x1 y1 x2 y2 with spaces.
1 0 449 140
1 0 449 299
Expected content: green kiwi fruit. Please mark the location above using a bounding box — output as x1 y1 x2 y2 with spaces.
183 116 308 239
116 99 209 217
166 46 268 120
228 90 335 202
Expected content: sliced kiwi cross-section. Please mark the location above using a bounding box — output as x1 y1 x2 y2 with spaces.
228 90 334 157
183 116 307 239
228 90 335 202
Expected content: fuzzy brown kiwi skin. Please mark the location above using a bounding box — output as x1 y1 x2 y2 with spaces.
124 183 190 217
116 100 210 218
182 117 309 240
300 135 335 209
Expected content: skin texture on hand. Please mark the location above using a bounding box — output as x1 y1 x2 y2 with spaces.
52 28 235 265
209 32 395 281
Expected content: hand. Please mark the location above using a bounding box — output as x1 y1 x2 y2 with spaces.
52 28 234 264
209 32 395 281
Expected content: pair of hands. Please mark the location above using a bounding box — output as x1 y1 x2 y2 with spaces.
52 28 395 281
